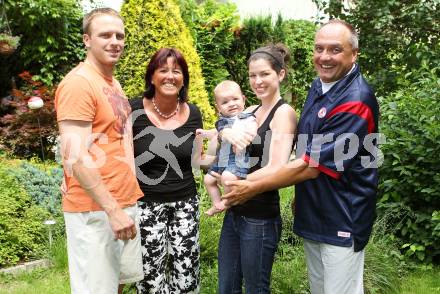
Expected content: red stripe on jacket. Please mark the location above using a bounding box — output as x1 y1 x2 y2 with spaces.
326 101 375 133
303 154 341 180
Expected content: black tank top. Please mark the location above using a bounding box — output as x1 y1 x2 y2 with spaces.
231 99 287 218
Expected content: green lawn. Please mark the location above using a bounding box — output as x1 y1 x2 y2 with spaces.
0 268 70 294
399 267 440 294
1 186 439 293
1 264 438 294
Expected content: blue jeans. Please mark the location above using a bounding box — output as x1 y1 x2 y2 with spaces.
218 210 282 294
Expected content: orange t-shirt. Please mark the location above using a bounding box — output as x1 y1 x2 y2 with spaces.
55 62 143 212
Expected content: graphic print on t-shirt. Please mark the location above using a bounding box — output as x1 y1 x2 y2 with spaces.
104 86 131 134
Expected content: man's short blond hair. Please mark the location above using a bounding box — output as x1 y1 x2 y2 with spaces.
82 7 123 35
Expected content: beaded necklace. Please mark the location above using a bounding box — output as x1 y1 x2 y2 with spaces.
152 97 179 119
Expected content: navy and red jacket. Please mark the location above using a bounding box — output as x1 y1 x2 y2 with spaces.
293 64 379 252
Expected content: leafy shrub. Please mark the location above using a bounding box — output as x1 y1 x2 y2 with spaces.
12 159 65 238
378 68 440 263
178 0 240 106
117 0 215 127
0 71 58 159
0 161 51 267
11 161 63 215
224 15 283 106
179 5 316 111
2 0 85 88
282 20 316 111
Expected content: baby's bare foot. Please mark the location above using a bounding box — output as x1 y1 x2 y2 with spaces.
205 205 225 217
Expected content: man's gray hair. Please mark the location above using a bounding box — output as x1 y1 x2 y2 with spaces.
320 19 359 49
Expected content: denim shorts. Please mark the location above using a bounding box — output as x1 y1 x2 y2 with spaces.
208 144 249 179
208 157 249 179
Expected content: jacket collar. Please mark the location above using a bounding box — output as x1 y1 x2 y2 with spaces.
312 64 360 102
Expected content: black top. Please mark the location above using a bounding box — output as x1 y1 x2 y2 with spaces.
130 98 203 203
231 99 287 218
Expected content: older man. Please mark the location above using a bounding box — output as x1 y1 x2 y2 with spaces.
224 19 379 294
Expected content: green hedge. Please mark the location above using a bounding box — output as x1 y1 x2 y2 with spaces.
0 158 64 267
378 68 440 263
223 15 283 106
2 0 84 87
178 0 239 106
222 15 316 110
282 20 316 111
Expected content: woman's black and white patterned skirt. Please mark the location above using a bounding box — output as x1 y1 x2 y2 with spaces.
136 195 200 294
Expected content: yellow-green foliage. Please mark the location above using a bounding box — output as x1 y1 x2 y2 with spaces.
117 0 215 127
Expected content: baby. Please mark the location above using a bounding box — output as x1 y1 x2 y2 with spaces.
201 80 257 216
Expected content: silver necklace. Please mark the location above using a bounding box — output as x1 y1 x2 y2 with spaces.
152 97 179 119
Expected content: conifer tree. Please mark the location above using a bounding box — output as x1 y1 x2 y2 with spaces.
117 0 215 125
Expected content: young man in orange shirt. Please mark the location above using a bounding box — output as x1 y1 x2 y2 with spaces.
55 8 143 294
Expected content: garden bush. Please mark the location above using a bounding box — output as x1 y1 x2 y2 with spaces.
11 161 63 216
224 15 283 106
0 160 52 267
0 71 58 159
117 0 215 126
282 20 316 111
1 0 84 90
378 68 440 263
178 0 240 106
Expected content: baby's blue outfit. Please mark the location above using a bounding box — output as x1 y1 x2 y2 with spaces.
208 112 256 179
